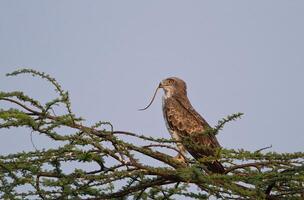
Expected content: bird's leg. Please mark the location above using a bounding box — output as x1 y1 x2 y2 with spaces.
174 142 187 164
170 131 187 164
174 153 186 163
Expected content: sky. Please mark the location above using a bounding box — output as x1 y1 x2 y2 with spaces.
0 0 304 161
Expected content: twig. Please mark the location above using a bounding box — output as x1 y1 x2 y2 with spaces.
255 145 273 153
0 97 40 114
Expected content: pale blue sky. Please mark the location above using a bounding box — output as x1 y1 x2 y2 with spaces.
1 1 304 157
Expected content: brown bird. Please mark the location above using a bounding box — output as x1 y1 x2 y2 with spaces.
160 77 224 173
140 77 224 173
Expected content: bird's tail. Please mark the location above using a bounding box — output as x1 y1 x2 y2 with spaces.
205 160 225 174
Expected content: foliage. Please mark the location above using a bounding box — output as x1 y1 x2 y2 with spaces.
0 69 303 200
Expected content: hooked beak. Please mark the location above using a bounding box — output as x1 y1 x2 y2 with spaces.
158 82 163 89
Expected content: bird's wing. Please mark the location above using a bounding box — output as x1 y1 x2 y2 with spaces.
164 97 220 157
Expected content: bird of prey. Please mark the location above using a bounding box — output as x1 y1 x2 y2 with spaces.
140 77 224 173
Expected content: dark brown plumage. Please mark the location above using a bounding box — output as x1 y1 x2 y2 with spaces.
160 77 224 173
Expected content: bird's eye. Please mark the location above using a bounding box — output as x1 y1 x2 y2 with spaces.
167 79 174 84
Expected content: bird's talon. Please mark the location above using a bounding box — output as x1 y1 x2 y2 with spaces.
173 154 187 166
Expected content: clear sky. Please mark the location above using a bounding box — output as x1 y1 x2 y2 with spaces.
1 1 304 158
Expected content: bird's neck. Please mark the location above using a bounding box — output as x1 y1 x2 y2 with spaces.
164 90 188 100
163 88 187 99
163 89 174 99
163 92 192 111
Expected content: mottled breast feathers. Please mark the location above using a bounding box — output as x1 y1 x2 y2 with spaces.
164 97 205 134
163 95 221 156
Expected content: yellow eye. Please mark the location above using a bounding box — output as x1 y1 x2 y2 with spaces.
167 79 174 84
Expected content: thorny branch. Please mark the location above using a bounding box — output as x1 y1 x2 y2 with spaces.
0 69 303 200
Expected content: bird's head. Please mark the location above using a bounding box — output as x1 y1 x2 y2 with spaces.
139 77 187 111
159 77 187 98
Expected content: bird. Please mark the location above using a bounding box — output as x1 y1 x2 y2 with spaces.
158 77 225 173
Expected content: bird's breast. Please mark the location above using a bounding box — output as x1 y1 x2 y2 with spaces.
162 96 171 131
162 96 206 134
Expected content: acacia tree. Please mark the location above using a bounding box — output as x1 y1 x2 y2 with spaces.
0 69 303 200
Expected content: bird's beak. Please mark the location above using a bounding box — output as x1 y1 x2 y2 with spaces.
158 82 163 88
